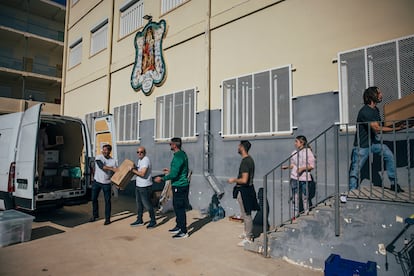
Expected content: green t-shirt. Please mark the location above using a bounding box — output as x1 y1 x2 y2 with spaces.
163 150 189 187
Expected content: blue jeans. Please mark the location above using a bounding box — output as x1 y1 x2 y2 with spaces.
135 186 156 223
349 144 396 190
291 179 309 217
91 181 112 221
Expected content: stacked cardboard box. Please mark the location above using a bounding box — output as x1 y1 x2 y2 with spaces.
111 159 135 190
384 93 414 126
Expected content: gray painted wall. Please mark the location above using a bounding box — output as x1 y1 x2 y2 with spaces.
116 91 340 214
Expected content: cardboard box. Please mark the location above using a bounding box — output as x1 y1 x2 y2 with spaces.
0 210 34 247
384 93 414 126
44 150 59 163
111 159 135 190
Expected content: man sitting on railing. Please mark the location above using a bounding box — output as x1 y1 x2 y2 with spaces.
349 86 406 192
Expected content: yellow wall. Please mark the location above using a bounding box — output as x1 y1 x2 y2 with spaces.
63 0 414 117
64 77 107 117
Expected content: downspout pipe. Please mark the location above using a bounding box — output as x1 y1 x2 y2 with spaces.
106 0 115 113
203 0 224 198
61 1 70 115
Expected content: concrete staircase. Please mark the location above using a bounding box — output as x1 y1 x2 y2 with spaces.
246 197 414 275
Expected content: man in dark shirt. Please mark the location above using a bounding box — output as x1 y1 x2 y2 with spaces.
228 140 259 247
349 86 405 192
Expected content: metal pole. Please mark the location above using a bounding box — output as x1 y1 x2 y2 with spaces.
263 175 268 257
334 124 340 236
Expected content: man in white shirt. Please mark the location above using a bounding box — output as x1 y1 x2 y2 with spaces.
89 144 117 225
130 146 156 228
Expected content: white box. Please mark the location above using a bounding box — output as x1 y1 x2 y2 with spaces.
44 150 59 163
0 210 34 247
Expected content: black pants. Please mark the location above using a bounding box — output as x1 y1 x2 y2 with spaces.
172 185 189 234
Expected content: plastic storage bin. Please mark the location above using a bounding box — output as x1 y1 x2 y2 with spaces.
324 254 377 276
0 210 34 247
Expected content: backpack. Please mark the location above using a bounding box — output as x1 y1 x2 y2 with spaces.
208 194 225 221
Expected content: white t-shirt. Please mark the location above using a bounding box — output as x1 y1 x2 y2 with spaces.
94 154 117 184
135 156 153 188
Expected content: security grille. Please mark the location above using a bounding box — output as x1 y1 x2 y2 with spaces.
161 0 186 14
90 20 108 56
119 0 144 39
221 65 292 137
113 102 140 143
155 88 196 140
68 38 82 68
339 35 414 124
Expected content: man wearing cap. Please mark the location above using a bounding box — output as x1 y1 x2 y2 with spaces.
228 140 260 247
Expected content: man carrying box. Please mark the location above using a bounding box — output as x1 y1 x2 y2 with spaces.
89 144 118 225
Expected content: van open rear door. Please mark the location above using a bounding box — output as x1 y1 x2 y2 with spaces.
93 115 117 161
14 104 42 210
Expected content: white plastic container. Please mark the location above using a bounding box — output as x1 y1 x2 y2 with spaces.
0 210 34 247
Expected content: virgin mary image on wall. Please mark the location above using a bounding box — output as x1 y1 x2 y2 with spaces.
131 20 167 95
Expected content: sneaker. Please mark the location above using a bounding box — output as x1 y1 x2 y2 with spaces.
130 220 144 227
168 226 181 234
238 232 246 239
172 231 188 239
146 221 156 229
237 238 252 247
104 220 111 225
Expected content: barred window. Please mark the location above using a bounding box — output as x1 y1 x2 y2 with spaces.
119 0 144 39
161 0 187 14
113 102 140 143
221 65 292 137
155 88 196 141
90 19 108 56
68 38 82 68
339 35 414 125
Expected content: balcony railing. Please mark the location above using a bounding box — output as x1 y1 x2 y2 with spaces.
0 14 64 42
0 54 62 78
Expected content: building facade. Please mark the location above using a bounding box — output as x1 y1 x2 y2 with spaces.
63 0 414 210
0 0 65 115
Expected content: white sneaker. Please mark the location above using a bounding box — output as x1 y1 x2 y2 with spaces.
238 232 246 239
237 238 252 247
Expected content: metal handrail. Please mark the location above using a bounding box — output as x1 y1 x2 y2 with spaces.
262 119 414 257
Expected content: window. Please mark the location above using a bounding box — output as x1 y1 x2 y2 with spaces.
339 35 414 125
68 38 82 68
155 88 196 140
119 0 144 39
90 19 108 56
161 0 186 14
85 110 104 138
221 65 292 137
113 102 140 143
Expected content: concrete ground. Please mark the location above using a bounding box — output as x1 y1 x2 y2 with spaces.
0 193 323 276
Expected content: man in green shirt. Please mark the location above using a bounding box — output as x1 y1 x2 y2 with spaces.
155 137 189 239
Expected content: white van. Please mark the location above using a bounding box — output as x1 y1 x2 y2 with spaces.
0 104 96 211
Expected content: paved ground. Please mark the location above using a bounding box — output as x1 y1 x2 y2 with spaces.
0 194 323 276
